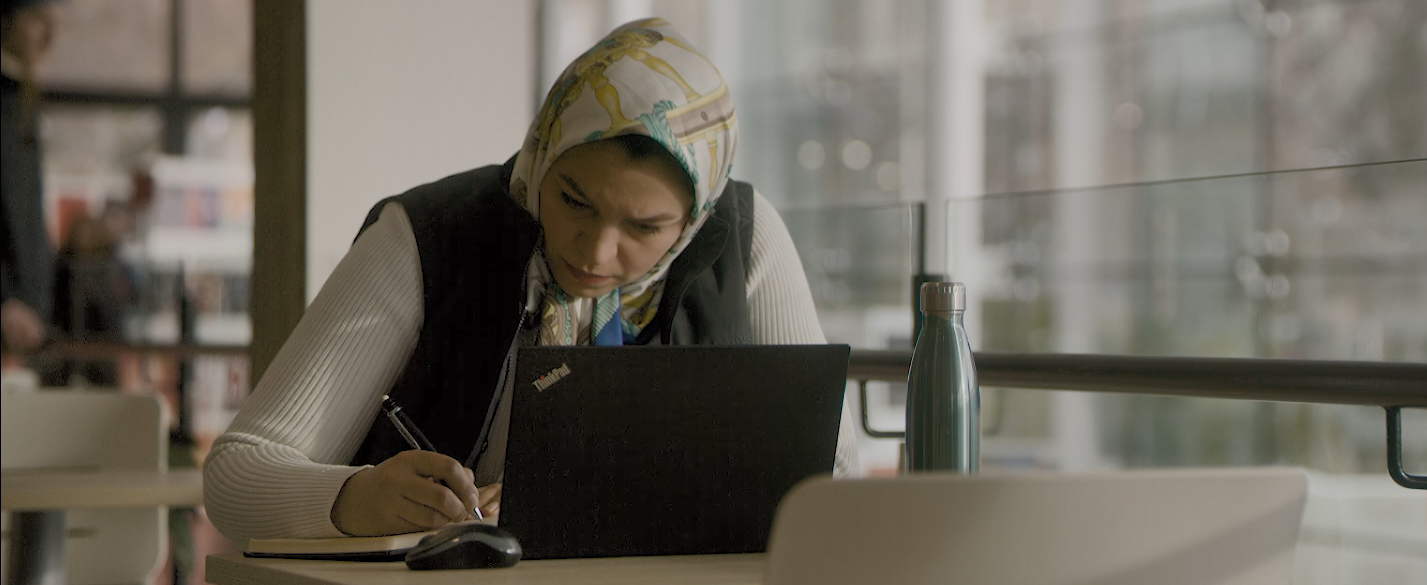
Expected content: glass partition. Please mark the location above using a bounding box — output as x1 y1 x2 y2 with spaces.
948 159 1427 362
793 160 1424 471
780 202 922 349
794 159 1426 583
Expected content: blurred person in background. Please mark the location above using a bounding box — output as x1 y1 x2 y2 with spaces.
48 208 135 385
1 0 63 355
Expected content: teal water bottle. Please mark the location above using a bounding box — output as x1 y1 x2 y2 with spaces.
905 282 979 473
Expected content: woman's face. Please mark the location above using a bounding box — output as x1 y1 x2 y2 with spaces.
537 141 692 299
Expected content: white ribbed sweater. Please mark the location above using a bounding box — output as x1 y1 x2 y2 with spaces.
203 190 859 547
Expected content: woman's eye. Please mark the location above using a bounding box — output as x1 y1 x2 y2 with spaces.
634 223 662 235
561 192 591 210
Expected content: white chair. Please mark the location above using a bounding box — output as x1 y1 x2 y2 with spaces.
2 391 168 585
0 367 41 395
764 468 1309 585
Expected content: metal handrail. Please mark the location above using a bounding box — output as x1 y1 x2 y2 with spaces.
850 350 1425 405
850 349 1427 489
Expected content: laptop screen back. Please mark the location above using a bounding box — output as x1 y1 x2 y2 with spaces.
500 344 850 559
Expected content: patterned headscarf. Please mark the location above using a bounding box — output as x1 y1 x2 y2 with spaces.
509 18 738 346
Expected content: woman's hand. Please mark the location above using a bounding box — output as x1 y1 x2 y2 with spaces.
476 482 501 521
1 299 46 352
330 450 481 536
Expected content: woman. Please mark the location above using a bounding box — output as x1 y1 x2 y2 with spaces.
204 19 858 546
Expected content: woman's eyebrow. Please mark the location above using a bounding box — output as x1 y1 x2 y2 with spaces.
560 171 682 223
558 173 589 200
628 211 681 224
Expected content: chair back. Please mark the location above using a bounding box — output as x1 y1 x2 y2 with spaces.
2 390 168 585
764 468 1308 585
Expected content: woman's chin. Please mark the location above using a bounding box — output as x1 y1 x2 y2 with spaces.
553 275 617 299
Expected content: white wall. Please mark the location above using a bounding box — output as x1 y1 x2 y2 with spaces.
306 0 536 300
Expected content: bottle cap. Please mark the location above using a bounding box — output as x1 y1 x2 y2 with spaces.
920 282 966 312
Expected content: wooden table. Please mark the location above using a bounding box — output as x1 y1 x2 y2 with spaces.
2 468 205 510
206 552 766 585
2 468 205 585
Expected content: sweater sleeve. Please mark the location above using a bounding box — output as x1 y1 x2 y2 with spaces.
203 203 425 547
746 190 862 478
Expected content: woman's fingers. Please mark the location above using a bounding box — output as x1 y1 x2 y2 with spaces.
391 493 459 531
332 451 484 536
400 451 481 514
396 471 473 525
477 483 502 517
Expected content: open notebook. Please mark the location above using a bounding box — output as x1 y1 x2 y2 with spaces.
244 521 487 561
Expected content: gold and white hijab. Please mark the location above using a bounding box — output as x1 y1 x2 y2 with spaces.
509 18 738 345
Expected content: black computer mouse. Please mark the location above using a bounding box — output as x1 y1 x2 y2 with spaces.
404 523 522 570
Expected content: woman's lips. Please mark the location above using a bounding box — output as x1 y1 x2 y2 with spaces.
565 261 613 286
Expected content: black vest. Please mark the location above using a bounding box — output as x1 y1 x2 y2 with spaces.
349 159 756 467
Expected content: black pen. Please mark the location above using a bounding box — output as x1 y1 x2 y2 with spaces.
381 394 484 521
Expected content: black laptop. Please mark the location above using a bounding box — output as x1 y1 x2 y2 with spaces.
498 344 851 559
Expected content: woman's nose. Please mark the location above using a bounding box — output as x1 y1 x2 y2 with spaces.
585 225 620 266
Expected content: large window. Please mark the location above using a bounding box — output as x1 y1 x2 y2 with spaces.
540 2 1424 582
35 0 253 451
